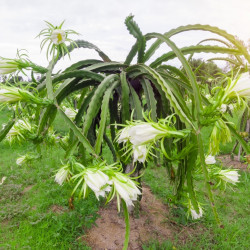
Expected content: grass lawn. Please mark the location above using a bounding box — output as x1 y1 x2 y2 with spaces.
0 108 249 249
143 166 249 249
0 109 99 249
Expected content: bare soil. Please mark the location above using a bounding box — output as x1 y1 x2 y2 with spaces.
83 186 203 250
217 154 249 171
21 185 34 194
50 204 68 214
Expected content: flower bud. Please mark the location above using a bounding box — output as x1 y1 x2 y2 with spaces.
0 88 22 103
0 59 18 74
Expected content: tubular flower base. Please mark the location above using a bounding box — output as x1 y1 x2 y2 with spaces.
0 88 23 103
0 55 30 75
0 59 19 74
0 85 52 105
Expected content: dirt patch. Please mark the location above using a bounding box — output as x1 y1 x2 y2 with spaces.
22 185 34 194
83 186 202 250
1 219 9 227
217 154 249 171
50 205 68 214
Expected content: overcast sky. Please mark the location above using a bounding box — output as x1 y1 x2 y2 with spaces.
1 0 250 70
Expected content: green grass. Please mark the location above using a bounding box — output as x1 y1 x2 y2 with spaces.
143 166 250 249
142 239 174 250
0 110 99 249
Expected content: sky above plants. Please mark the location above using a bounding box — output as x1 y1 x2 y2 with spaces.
1 0 250 70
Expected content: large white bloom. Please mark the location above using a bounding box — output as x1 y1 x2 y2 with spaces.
230 72 250 98
218 169 240 185
127 124 164 146
190 205 203 220
50 29 66 45
0 59 18 74
205 155 216 165
111 172 141 208
133 145 147 163
84 169 111 199
0 88 22 103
